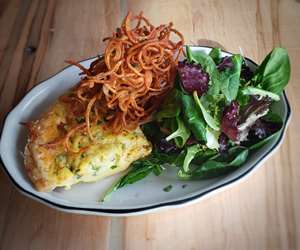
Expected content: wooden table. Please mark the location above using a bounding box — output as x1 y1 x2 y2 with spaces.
0 0 299 249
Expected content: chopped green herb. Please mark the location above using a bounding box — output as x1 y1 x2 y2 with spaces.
163 185 173 192
110 165 118 169
75 174 82 179
90 163 100 176
91 164 100 171
55 154 67 166
75 116 85 123
74 169 82 179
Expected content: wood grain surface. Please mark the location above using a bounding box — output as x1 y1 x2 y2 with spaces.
0 0 299 249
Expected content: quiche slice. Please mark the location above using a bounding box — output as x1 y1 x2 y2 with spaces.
24 101 152 192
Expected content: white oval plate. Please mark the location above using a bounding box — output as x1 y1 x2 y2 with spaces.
0 46 291 216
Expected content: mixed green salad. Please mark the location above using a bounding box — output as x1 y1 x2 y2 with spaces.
102 46 290 201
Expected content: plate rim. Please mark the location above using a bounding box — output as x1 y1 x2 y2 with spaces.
0 46 292 216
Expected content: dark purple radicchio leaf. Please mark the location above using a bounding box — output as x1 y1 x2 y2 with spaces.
157 138 180 154
178 61 209 96
221 96 274 143
249 119 282 140
238 96 272 124
217 56 233 71
218 133 229 154
237 96 272 142
186 136 198 145
221 101 239 141
240 63 253 82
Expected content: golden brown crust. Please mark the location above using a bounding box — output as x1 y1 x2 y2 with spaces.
24 144 50 191
23 102 66 192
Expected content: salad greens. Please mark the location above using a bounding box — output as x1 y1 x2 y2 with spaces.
165 116 191 148
242 86 280 101
102 46 290 201
209 48 222 64
186 46 217 75
219 55 243 102
190 146 249 179
182 144 203 172
181 93 207 142
252 48 290 94
193 91 220 131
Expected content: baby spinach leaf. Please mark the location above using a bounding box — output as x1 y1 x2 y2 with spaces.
219 54 243 102
248 130 280 151
193 91 220 131
180 93 207 142
252 47 290 94
236 88 250 106
242 86 280 101
209 48 222 64
141 122 168 148
166 116 191 148
186 46 216 75
193 148 217 165
262 112 282 123
174 145 216 174
191 146 249 178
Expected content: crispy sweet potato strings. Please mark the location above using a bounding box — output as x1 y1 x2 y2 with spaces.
50 12 184 151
